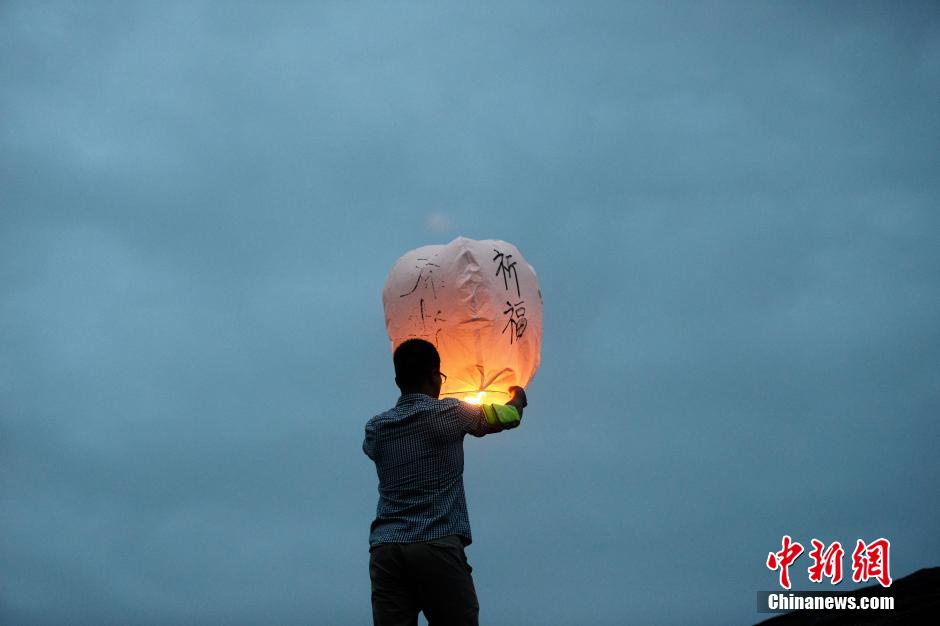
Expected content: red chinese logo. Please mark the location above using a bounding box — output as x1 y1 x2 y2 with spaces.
767 535 892 588
807 539 844 584
766 535 804 590
851 538 892 587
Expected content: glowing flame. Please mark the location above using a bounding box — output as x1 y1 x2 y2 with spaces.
463 391 487 405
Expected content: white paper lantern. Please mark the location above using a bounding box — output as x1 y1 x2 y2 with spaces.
383 236 543 404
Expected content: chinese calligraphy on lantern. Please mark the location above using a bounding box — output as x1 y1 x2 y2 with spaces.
502 300 527 344
493 248 527 344
399 257 447 344
766 536 891 589
399 258 442 299
493 249 520 297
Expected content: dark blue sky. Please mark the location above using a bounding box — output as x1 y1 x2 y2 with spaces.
2 2 938 624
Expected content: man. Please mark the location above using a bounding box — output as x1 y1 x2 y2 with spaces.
363 338 528 626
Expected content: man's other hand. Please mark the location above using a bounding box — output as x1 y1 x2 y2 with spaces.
508 386 528 413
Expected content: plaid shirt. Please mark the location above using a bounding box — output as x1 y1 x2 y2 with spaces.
363 393 515 548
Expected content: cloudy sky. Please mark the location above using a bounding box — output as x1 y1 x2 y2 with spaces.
2 2 938 624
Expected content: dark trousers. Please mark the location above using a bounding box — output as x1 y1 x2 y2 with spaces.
369 535 480 626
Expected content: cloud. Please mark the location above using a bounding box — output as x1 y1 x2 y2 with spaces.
423 211 455 234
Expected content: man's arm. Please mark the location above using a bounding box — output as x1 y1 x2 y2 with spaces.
363 420 375 460
459 386 528 438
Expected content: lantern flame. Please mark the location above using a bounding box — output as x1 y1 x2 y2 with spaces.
463 391 487 405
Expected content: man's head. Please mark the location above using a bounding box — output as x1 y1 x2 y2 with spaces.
394 339 445 398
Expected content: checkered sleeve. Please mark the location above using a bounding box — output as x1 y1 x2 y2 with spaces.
447 399 520 437
363 419 375 459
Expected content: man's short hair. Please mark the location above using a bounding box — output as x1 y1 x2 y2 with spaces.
394 339 440 387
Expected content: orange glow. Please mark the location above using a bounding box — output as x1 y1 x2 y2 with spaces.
463 391 487 405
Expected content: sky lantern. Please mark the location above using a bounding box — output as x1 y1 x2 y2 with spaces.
383 236 542 404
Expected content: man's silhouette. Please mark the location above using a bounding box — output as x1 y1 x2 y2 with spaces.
363 338 528 626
